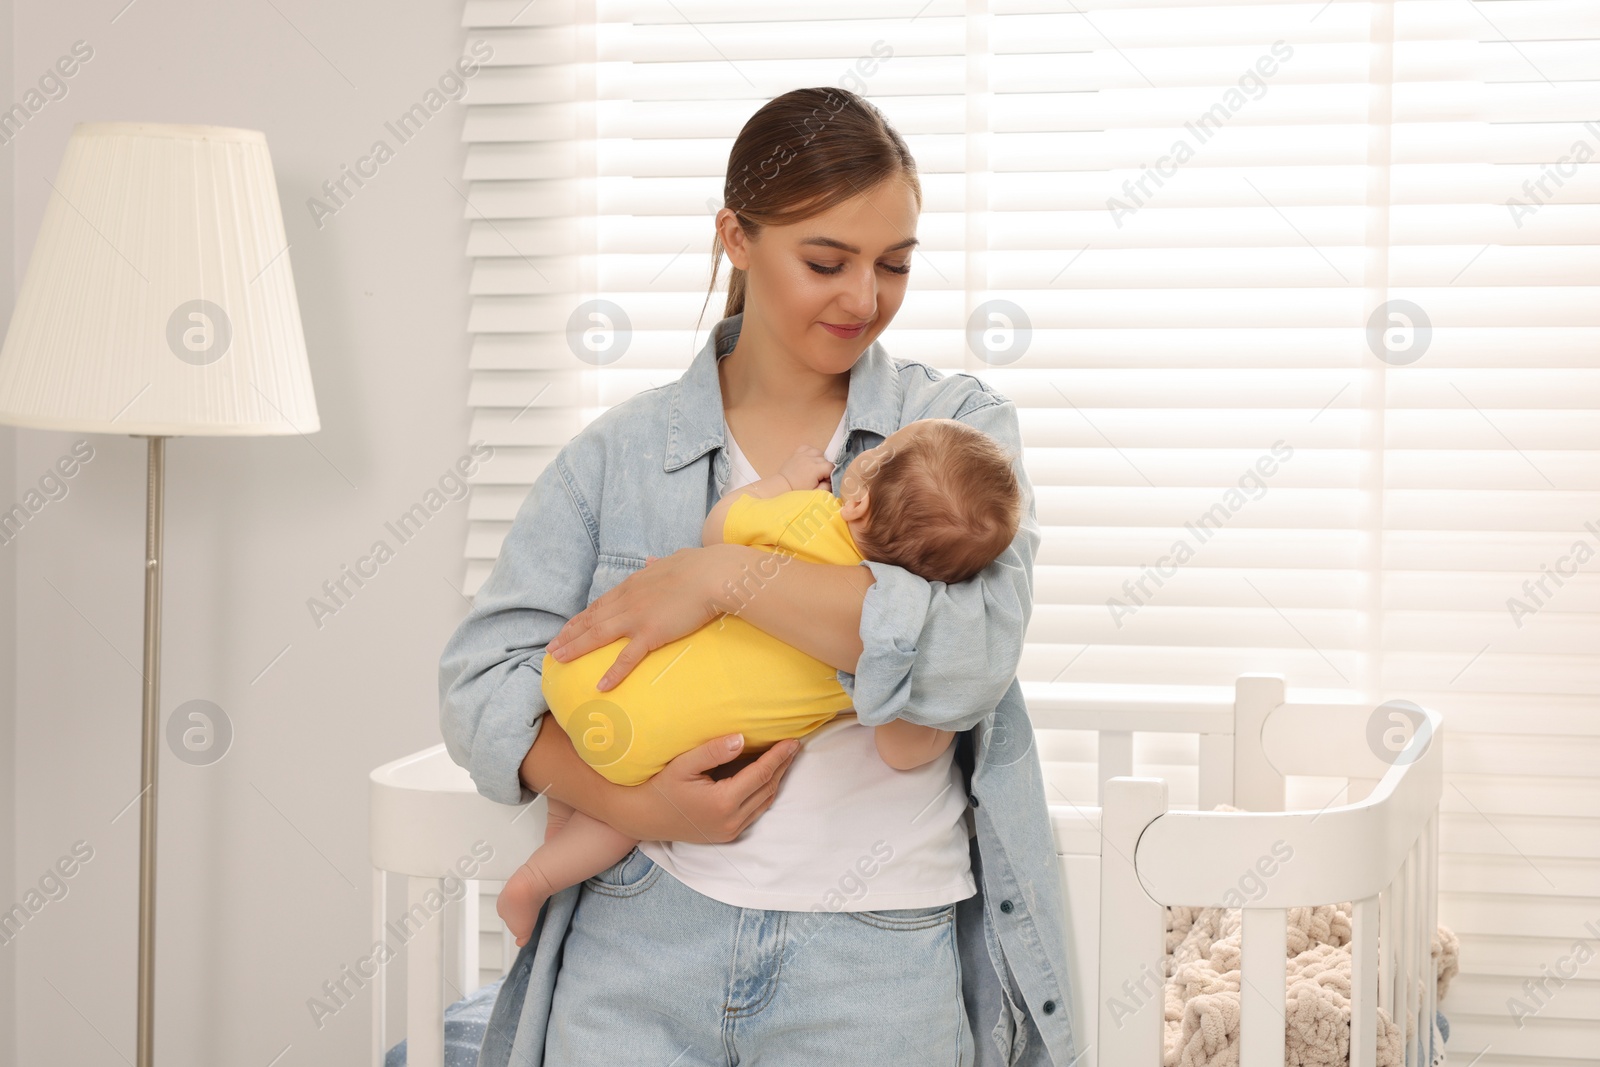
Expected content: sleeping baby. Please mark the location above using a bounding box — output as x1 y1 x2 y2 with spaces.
496 416 1024 944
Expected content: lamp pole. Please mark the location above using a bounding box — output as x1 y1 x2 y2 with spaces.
136 435 165 1067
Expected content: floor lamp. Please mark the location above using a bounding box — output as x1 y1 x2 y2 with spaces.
0 122 319 1067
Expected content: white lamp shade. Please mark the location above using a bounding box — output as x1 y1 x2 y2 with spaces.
0 121 318 436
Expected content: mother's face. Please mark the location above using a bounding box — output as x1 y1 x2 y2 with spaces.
718 177 919 375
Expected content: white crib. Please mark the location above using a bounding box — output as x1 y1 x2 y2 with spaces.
370 674 1445 1067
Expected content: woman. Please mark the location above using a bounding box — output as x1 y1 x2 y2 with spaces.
439 87 1078 1067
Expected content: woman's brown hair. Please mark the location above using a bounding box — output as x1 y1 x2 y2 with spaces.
701 87 922 326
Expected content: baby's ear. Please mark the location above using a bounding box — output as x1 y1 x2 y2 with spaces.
840 488 869 520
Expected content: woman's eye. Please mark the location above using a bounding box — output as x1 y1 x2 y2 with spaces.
806 261 912 276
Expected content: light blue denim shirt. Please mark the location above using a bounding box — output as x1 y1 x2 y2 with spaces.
438 311 1079 1066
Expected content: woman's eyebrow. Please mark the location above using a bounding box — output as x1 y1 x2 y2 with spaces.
800 236 919 255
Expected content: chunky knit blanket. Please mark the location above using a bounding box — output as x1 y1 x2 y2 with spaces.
1159 901 1459 1066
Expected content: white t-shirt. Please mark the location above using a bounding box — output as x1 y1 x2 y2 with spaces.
635 412 977 911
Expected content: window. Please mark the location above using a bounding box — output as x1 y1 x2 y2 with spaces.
456 2 1598 1058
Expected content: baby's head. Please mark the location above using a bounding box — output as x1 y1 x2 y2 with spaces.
839 418 1022 584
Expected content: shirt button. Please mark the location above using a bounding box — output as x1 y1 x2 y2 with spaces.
1043 1000 1057 1014
999 899 1013 913
969 793 979 808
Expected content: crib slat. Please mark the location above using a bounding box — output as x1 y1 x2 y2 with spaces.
1401 844 1414 1062
1424 810 1439 1065
1240 908 1287 1067
372 868 387 1067
1379 879 1394 1053
1412 833 1426 1067
1418 833 1429 1065
1098 731 1133 805
1422 834 1431 1065
1397 888 1407 1063
1409 840 1421 1065
1397 849 1408 1067
1198 732 1233 810
1350 895 1379 1067
461 879 480 996
407 876 446 1067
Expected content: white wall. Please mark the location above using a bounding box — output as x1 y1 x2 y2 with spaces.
7 4 478 1064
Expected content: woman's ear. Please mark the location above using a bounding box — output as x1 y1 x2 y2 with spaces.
717 208 751 270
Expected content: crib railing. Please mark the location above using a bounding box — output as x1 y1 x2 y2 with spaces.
372 675 1443 1067
1038 675 1444 1067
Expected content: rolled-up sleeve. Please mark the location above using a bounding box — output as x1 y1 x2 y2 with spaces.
438 446 598 805
839 388 1040 733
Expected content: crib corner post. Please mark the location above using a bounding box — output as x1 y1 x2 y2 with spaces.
1098 776 1168 1067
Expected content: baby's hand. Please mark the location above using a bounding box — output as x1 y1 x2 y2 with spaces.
780 445 834 492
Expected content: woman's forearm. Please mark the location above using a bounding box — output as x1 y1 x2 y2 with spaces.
518 712 628 825
716 545 874 674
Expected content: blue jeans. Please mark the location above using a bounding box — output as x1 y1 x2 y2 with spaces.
544 847 975 1066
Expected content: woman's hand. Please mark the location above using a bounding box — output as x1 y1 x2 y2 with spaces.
607 733 801 843
521 713 800 846
546 543 750 690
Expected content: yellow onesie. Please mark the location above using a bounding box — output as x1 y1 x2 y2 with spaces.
541 488 862 786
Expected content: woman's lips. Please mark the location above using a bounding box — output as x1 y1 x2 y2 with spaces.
821 320 869 338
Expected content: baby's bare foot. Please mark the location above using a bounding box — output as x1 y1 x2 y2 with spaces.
496 859 557 947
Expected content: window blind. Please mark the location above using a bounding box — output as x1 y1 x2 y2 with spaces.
454 1 1598 1059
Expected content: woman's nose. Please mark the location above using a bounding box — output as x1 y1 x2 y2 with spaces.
841 268 877 317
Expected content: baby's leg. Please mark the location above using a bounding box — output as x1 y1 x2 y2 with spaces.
495 799 640 946
544 795 573 840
